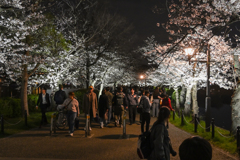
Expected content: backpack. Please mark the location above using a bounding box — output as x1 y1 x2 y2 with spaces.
137 130 152 159
115 93 124 106
54 91 63 104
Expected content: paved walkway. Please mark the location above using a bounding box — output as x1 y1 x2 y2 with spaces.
0 114 238 160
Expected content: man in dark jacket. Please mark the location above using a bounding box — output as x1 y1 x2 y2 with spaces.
36 87 50 128
98 89 109 128
125 88 138 125
54 84 67 106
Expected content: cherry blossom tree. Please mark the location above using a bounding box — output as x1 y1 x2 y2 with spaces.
140 33 235 116
147 0 240 132
0 0 52 115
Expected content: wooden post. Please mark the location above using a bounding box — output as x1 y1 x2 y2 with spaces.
211 118 215 139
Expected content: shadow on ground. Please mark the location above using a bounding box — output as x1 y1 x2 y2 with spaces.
96 134 138 139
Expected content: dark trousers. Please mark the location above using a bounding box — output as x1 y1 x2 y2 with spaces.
40 104 48 125
129 105 137 124
141 112 150 133
67 111 77 133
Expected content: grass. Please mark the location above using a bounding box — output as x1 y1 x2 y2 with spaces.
0 111 55 138
170 112 238 156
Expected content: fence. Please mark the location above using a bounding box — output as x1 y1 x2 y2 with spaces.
172 110 240 153
0 110 28 135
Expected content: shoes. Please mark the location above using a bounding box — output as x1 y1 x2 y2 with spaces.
100 126 103 129
129 123 132 125
115 122 117 127
84 127 92 131
70 133 73 137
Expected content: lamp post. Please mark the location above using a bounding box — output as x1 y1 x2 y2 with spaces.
185 44 211 132
140 75 146 90
205 44 211 132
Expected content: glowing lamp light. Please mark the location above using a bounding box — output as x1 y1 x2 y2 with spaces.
184 48 195 55
140 75 144 79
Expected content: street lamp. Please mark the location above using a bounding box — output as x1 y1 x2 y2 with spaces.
185 45 211 132
140 75 146 90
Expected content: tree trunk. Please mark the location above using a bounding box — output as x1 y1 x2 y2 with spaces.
21 66 29 116
174 88 180 111
232 55 240 134
232 83 240 134
191 81 199 116
180 86 186 108
86 65 90 88
91 80 97 88
184 85 192 115
98 83 104 99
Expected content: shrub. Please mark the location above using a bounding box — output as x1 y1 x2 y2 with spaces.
28 94 39 112
0 98 21 118
74 89 88 106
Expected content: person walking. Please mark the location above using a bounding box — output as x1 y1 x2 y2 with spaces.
126 88 138 125
161 94 174 111
36 87 50 128
113 87 125 127
140 90 152 133
98 89 109 128
105 87 113 124
138 90 145 123
63 92 79 137
54 84 67 107
83 86 98 132
148 107 177 160
151 88 162 117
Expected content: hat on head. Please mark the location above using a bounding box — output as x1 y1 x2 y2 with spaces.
89 86 94 89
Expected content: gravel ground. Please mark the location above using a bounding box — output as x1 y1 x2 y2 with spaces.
0 114 238 160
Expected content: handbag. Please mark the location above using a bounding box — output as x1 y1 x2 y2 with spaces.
63 99 73 114
104 111 108 120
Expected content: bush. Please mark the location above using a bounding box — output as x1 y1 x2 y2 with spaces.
74 89 88 106
28 94 39 112
165 88 174 97
0 98 21 118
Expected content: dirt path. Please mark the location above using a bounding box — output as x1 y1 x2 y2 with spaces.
0 114 238 160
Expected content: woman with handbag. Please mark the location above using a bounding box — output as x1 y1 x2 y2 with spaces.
62 92 79 136
98 89 109 128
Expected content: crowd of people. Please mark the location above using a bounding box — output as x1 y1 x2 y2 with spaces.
36 85 212 160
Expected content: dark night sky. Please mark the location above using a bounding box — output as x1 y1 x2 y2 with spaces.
107 0 170 48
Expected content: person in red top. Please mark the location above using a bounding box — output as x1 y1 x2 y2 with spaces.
161 94 174 111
